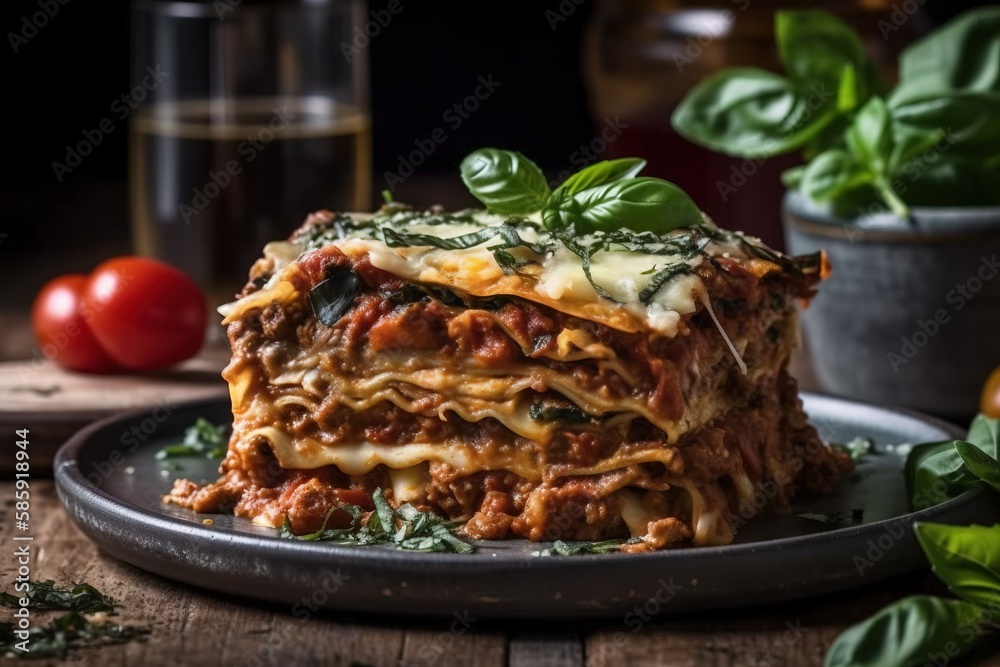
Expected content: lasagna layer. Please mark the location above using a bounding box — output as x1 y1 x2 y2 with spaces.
168 207 850 550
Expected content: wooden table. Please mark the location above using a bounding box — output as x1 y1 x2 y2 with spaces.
2 319 999 666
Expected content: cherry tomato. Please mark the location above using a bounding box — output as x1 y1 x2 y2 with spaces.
82 257 207 370
982 366 1000 419
31 275 121 373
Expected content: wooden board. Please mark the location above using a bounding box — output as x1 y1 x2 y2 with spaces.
0 352 229 473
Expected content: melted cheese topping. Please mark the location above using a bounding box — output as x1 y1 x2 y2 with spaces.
220 210 768 337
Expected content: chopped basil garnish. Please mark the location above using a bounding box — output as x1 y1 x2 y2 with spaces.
0 580 116 613
533 539 636 556
382 221 549 277
155 418 229 460
638 264 696 304
279 488 474 554
0 581 148 659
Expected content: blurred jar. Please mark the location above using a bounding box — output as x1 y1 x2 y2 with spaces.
583 0 926 249
130 0 372 303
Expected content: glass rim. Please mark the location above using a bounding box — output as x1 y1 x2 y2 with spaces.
132 0 360 19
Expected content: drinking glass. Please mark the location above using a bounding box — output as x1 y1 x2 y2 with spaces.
130 0 372 301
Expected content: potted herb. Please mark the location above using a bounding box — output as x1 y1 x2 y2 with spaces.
671 8 1000 419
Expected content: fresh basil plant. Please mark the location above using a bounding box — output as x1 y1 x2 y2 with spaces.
672 8 1000 218
460 148 702 234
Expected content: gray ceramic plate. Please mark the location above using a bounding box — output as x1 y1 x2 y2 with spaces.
54 394 1000 619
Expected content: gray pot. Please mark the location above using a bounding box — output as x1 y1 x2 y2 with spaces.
782 190 1000 420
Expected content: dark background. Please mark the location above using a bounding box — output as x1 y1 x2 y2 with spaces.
0 0 991 309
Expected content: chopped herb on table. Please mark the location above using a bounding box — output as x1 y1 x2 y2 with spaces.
278 488 474 554
1 612 149 659
0 580 148 659
156 417 229 460
0 580 116 613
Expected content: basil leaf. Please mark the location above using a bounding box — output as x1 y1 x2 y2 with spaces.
887 125 953 178
906 415 1000 510
780 165 806 189
914 522 1000 609
848 97 893 176
460 148 551 215
824 595 983 667
799 148 872 202
553 158 646 198
671 68 836 158
836 64 861 113
907 440 978 511
308 266 363 327
966 415 1000 459
553 177 702 235
956 441 1000 492
890 92 1000 161
533 539 628 556
892 6 1000 106
776 10 879 107
371 487 396 536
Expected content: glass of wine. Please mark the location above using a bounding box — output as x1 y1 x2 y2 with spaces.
129 0 372 303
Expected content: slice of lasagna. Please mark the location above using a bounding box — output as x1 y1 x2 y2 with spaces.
168 204 849 551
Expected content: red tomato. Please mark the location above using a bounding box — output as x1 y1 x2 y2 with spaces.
335 489 374 510
31 275 121 373
982 366 1000 419
82 257 207 370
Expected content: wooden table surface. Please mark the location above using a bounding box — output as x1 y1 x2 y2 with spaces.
2 320 1000 666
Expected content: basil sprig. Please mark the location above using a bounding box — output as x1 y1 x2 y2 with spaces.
906 414 1000 510
825 415 1000 665
672 7 1000 218
460 148 702 234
